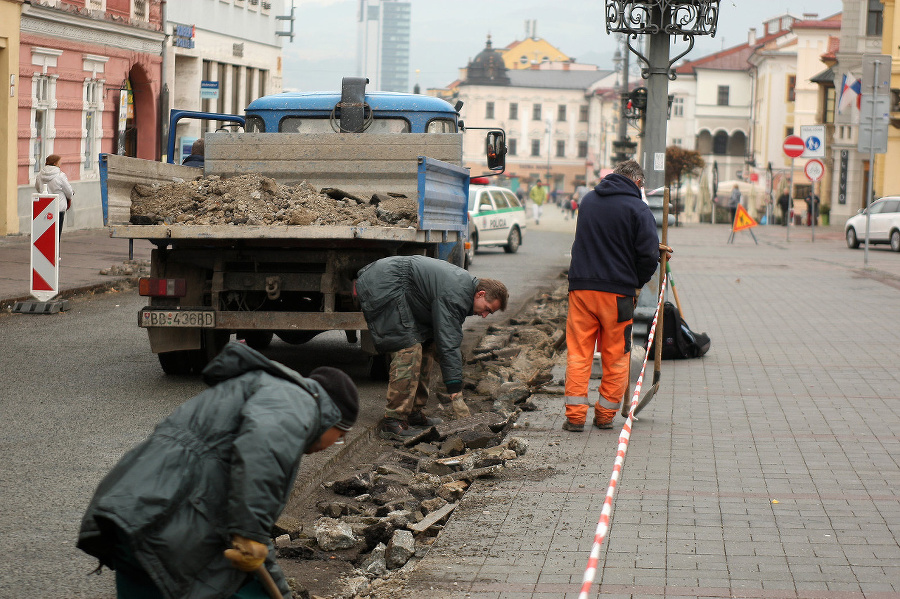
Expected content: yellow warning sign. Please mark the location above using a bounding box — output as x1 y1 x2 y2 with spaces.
732 204 758 232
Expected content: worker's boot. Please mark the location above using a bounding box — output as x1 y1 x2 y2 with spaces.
593 406 617 429
408 411 442 427
562 420 584 432
379 418 419 441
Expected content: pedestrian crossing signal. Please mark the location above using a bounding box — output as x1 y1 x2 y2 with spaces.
732 204 758 232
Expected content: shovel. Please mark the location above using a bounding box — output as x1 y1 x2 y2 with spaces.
634 188 670 417
256 565 283 599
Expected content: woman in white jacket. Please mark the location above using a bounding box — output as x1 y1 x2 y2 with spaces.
34 154 74 239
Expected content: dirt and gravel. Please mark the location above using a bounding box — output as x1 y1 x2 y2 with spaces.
129 173 419 227
272 284 570 599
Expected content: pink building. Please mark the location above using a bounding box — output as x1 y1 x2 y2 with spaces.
15 0 164 232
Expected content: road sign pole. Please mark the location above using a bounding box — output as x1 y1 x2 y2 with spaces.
811 180 816 242
864 59 880 267
787 158 793 242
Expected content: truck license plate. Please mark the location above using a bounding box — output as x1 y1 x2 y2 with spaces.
140 310 215 328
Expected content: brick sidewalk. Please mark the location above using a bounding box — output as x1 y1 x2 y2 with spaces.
405 222 900 598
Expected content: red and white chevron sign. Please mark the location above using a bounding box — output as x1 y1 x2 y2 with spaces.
31 194 59 302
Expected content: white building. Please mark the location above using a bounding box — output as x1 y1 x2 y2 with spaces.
356 0 410 93
164 0 286 161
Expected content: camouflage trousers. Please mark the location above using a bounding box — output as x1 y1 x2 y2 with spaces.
385 341 435 420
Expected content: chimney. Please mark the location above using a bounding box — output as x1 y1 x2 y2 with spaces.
748 28 756 45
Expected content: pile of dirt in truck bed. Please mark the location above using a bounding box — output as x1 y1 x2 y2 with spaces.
129 173 419 227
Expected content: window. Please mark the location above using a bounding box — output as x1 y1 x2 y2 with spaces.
509 103 518 120
505 190 521 208
556 140 565 157
83 80 103 170
532 103 542 120
426 119 457 133
132 0 147 21
824 87 836 124
32 75 54 173
531 139 540 156
867 0 883 36
508 138 517 156
489 190 510 209
577 141 587 158
785 126 794 137
712 131 728 155
485 101 494 119
579 105 589 122
34 109 47 174
557 105 566 121
672 138 683 147
672 97 684 117
787 75 796 102
717 86 729 106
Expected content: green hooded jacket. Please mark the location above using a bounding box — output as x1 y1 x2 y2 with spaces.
77 343 342 599
355 255 476 393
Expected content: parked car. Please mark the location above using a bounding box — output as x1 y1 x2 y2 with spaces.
845 196 900 251
467 183 526 254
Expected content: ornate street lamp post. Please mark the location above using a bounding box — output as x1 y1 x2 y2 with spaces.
605 0 720 190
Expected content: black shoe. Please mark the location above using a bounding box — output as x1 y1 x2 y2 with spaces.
379 418 419 441
562 420 584 432
408 411 443 427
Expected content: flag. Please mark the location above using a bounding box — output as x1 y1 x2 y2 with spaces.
838 73 862 113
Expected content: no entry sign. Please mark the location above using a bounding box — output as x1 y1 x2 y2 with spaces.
31 194 59 302
783 135 805 159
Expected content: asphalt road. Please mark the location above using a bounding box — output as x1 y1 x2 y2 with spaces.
0 222 574 598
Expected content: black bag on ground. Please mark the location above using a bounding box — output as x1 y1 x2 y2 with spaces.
648 301 711 359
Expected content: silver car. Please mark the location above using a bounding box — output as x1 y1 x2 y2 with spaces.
845 196 900 252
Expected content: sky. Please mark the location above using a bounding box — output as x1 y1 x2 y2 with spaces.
282 0 845 93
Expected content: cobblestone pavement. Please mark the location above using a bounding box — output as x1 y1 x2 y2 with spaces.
406 219 900 598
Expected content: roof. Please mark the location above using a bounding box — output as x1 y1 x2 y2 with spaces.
503 69 613 89
792 13 841 30
247 92 456 115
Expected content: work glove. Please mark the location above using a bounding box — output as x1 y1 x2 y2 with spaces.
224 535 268 572
450 392 471 418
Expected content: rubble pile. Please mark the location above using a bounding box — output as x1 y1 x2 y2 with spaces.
277 285 570 598
129 174 419 228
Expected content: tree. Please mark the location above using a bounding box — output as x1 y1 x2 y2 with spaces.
665 146 705 221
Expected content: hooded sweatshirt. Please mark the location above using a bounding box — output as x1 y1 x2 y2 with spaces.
567 173 659 296
34 165 74 211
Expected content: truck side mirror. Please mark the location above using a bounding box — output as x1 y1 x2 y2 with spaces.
485 130 506 172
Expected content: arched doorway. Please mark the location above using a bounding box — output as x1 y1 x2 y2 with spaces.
127 63 158 160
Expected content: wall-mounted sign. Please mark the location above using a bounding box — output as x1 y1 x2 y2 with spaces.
173 24 195 49
200 80 219 100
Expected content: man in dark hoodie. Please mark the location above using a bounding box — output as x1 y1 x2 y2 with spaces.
563 160 664 431
78 342 359 599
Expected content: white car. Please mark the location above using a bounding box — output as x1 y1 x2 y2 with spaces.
845 196 900 252
467 184 526 254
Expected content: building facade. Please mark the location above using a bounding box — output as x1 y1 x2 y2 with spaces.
356 0 410 92
0 0 24 236
12 0 164 235
164 0 285 162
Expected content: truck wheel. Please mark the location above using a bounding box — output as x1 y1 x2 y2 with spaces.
277 331 320 345
239 331 274 350
201 330 231 367
504 227 521 253
369 354 390 381
158 350 197 376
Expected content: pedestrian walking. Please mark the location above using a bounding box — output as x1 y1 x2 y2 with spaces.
354 255 508 440
529 180 547 225
806 191 820 226
728 184 741 224
777 190 790 226
563 160 666 431
34 154 74 240
77 342 359 599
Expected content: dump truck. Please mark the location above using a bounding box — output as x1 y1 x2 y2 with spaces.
100 78 506 374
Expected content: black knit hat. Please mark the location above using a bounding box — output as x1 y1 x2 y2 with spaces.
309 367 359 431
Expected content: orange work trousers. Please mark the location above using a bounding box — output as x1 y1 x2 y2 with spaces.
565 289 633 425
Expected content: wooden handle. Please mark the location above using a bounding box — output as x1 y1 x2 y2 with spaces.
255 565 283 599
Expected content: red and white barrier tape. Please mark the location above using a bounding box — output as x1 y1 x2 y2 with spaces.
577 276 668 599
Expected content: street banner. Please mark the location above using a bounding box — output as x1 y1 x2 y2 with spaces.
31 193 59 302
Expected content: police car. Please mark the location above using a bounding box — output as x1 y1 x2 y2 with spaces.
467 181 527 254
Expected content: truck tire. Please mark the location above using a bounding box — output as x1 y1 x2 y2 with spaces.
158 350 198 376
201 330 231 366
277 331 320 345
369 353 390 381
238 331 274 350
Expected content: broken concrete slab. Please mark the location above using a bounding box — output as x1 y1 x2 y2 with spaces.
385 530 416 569
407 502 457 533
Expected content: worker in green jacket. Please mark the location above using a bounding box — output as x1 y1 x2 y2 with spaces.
78 342 359 599
355 255 508 440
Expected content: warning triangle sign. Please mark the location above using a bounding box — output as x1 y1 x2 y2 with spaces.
732 204 758 232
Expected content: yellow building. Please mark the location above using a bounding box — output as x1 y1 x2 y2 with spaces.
879 0 900 196
0 0 22 236
501 37 570 70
